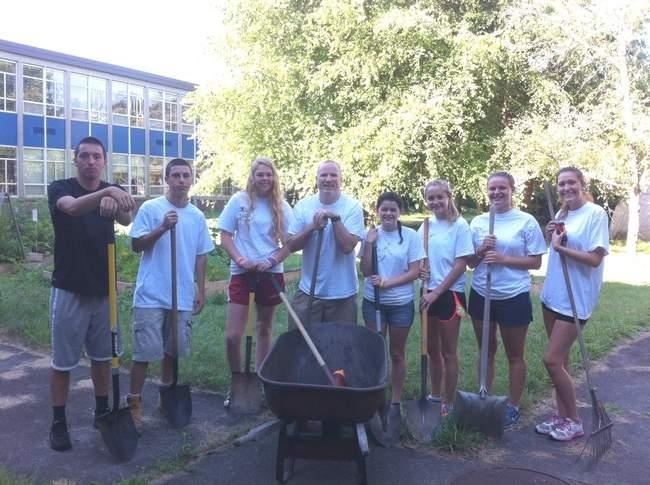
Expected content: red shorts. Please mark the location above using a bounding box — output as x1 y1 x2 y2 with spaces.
227 273 284 306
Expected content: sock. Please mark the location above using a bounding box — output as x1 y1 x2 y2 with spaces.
53 405 66 424
95 395 109 413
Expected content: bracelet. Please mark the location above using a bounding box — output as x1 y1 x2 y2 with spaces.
267 256 278 266
330 215 341 223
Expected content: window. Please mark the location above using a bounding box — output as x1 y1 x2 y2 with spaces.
181 103 195 135
149 89 164 130
129 85 144 128
23 148 65 195
112 153 128 185
0 59 16 112
70 73 89 120
149 156 164 195
164 92 177 131
112 153 144 195
23 65 64 117
89 77 107 123
46 69 65 117
112 81 128 125
23 65 44 115
131 155 145 195
0 146 17 194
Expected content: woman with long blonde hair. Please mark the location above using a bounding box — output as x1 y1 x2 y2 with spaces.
217 157 293 408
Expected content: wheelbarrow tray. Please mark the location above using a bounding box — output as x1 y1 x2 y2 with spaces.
259 323 388 424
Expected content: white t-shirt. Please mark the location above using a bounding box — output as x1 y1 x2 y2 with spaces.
289 192 365 299
470 208 546 300
361 226 425 305
541 202 609 320
130 196 214 311
217 191 293 274
418 216 474 293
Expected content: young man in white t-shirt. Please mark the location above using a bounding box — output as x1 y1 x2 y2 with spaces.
127 159 214 427
287 160 365 326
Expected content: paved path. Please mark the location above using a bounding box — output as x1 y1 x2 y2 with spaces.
1 332 650 484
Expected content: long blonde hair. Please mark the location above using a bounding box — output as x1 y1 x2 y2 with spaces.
424 179 460 222
245 157 286 245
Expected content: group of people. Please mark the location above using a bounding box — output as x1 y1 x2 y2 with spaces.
46 136 609 453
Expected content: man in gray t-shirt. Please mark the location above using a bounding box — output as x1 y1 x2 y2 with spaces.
287 160 365 326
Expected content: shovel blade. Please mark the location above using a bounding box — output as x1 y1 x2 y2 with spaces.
229 372 264 415
96 407 138 462
404 398 439 442
454 389 507 438
367 402 401 447
159 383 192 428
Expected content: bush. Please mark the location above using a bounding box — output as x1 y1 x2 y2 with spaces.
0 198 53 262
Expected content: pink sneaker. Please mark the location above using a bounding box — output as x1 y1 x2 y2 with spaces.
440 402 453 417
549 418 584 442
535 413 561 435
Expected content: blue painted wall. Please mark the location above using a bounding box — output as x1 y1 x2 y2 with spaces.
182 134 194 159
71 120 90 148
0 112 17 146
150 130 164 156
46 117 65 149
166 132 178 158
113 125 129 153
130 127 145 155
23 115 45 147
91 123 108 148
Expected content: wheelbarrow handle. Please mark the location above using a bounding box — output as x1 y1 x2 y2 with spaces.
269 276 337 386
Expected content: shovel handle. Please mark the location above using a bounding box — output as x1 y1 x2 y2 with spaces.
479 206 496 392
306 227 325 325
270 276 337 386
372 243 382 333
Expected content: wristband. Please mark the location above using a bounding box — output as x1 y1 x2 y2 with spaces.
267 256 278 267
330 215 341 223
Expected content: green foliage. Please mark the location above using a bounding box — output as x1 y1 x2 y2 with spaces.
0 198 53 262
430 415 485 453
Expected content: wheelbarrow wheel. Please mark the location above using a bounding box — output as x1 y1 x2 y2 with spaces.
276 420 296 483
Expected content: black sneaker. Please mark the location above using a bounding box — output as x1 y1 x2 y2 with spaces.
50 421 71 451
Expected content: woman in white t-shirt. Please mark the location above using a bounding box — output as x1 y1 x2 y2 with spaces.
359 192 424 407
467 172 546 428
536 167 609 442
418 180 474 416
217 157 292 408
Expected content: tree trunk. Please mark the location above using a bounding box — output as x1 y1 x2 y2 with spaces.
617 31 639 255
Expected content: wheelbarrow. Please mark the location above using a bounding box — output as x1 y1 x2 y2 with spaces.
258 322 388 485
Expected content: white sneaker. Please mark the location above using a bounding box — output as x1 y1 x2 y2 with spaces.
549 418 584 442
535 413 561 435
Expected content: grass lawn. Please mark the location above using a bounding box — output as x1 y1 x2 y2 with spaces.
1 264 649 413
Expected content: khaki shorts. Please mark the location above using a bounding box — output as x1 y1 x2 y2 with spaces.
287 290 357 330
50 288 121 371
131 308 193 362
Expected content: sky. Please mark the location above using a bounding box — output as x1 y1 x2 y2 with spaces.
3 0 227 85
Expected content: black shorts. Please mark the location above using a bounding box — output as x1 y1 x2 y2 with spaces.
541 303 588 326
426 290 467 322
468 288 532 327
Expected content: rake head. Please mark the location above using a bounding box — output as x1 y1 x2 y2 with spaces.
580 388 613 467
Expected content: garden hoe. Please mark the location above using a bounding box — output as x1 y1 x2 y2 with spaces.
454 205 507 438
368 242 401 447
543 182 612 465
405 217 439 442
159 227 192 428
96 242 138 462
230 272 264 414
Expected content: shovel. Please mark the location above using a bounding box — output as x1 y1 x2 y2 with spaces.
229 272 264 414
405 217 439 442
159 227 192 428
368 241 401 447
454 205 507 437
95 242 138 462
305 226 325 325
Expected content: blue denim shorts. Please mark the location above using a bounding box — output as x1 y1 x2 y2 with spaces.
361 298 414 328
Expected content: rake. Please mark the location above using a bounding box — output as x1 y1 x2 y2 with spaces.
543 182 613 466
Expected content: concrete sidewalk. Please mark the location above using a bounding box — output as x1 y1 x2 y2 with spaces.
1 332 649 484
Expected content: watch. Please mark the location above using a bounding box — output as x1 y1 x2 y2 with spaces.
330 215 341 223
